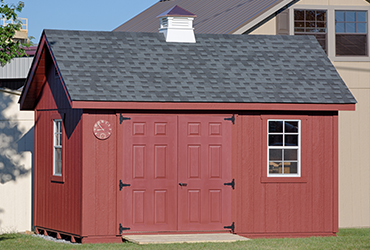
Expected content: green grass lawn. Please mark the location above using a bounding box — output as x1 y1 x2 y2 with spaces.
0 228 369 250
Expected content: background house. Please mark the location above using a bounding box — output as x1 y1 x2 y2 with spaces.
114 0 370 229
0 18 35 233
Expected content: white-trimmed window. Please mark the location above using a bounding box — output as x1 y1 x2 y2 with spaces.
53 119 63 176
268 120 300 177
335 10 367 56
294 9 327 53
287 5 370 61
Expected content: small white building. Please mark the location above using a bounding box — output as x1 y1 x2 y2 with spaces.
0 49 35 233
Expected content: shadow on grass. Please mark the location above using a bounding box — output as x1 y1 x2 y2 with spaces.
0 234 18 241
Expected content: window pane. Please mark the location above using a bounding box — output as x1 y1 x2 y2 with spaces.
335 11 345 22
307 21 315 28
285 135 298 146
336 22 345 33
346 11 356 22
295 10 304 20
269 121 283 133
306 27 315 32
317 22 326 28
269 135 283 146
284 149 298 161
336 34 367 56
306 10 315 21
55 133 60 146
55 148 62 175
269 149 282 161
295 27 305 32
316 11 326 21
357 23 367 33
295 21 304 28
357 11 367 22
284 162 298 174
285 121 298 133
346 22 356 33
269 162 282 174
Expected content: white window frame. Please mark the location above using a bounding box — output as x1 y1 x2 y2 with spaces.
289 4 370 62
53 119 63 176
267 119 301 177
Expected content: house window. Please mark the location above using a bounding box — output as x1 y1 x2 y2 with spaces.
53 119 63 176
335 10 368 56
294 9 327 53
268 120 300 177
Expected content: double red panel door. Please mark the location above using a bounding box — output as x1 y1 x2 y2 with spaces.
121 115 232 232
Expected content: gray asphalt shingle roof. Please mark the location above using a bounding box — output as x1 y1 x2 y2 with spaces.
44 29 356 104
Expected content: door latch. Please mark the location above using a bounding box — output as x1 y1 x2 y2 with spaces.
224 179 235 189
179 183 188 186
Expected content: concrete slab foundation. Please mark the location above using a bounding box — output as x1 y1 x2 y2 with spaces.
122 233 250 244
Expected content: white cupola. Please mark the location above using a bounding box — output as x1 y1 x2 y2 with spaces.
157 5 197 43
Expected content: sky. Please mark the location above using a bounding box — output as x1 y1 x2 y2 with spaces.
12 0 159 44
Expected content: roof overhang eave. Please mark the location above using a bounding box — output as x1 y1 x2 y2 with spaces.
71 100 356 112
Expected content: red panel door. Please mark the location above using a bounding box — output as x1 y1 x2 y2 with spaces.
177 115 232 231
122 115 178 232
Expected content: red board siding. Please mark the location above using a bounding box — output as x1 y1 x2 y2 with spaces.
34 108 82 235
81 111 117 238
233 112 338 236
35 56 71 111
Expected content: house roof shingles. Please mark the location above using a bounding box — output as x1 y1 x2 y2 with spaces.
44 29 356 104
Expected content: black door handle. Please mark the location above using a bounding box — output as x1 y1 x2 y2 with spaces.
179 183 188 186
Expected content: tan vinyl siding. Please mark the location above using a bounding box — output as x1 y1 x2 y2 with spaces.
250 16 277 35
335 62 370 228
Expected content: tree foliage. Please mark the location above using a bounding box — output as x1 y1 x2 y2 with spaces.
0 0 27 66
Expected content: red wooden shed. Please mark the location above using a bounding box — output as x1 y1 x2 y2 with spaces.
20 16 355 243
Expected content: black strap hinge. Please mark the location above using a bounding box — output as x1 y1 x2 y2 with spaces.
119 180 130 191
224 114 235 124
119 223 130 234
224 179 235 189
224 222 235 233
120 114 131 124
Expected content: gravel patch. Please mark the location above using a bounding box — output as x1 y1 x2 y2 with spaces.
32 234 80 245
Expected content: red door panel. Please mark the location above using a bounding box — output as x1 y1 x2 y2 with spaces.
122 116 177 232
178 116 232 231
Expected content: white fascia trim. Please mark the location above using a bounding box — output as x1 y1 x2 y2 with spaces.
233 0 297 34
0 87 21 96
289 4 370 62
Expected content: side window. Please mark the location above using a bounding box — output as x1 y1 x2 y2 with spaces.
268 120 300 177
53 119 63 176
335 10 367 56
294 9 327 53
